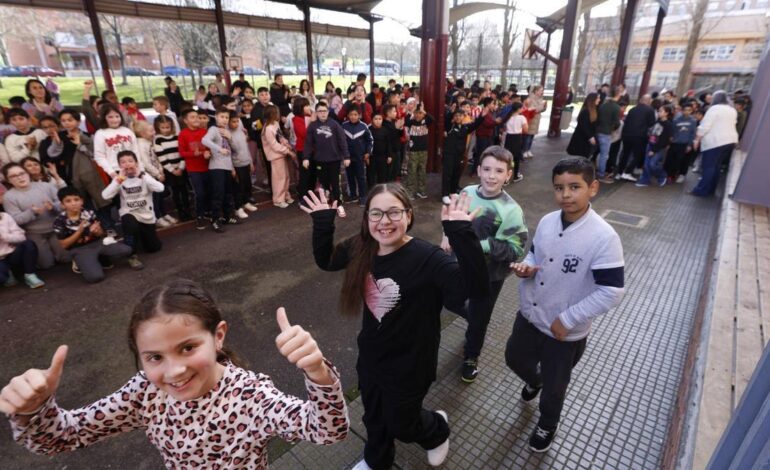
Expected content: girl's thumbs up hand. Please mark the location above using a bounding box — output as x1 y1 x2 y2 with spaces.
0 345 68 416
275 308 333 385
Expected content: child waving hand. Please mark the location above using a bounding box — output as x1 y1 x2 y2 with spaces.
0 279 349 468
302 184 488 469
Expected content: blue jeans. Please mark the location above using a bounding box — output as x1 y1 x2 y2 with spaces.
637 146 668 185
596 133 612 177
522 134 534 152
691 144 735 197
188 171 210 218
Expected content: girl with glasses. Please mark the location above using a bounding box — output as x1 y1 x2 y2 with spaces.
301 183 489 470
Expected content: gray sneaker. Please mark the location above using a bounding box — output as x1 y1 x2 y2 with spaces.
24 273 45 289
128 255 144 270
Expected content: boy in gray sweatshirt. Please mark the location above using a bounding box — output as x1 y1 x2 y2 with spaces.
228 113 258 219
202 108 237 232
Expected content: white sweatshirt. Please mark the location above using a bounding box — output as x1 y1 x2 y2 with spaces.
102 173 164 224
93 127 141 175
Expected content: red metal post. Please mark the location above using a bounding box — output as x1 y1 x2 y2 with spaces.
419 0 449 172
638 7 666 99
611 0 638 87
213 0 231 89
82 0 114 92
547 0 581 138
540 31 552 87
302 1 315 91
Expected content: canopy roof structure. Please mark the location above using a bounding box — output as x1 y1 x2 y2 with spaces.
538 0 608 28
0 0 372 38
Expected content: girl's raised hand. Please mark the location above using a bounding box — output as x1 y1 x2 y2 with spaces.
275 308 333 385
0 345 68 416
300 189 338 215
441 193 480 222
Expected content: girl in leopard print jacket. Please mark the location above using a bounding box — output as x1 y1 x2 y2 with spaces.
1 279 349 469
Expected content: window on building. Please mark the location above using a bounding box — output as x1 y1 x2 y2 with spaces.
630 47 650 62
699 45 736 61
742 43 765 60
725 0 736 8
662 47 687 61
756 0 769 7
655 71 680 88
707 1 720 10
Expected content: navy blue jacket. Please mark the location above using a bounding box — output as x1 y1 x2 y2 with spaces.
342 120 374 161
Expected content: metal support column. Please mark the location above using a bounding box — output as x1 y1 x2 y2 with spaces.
419 0 449 171
213 0 231 89
638 7 666 99
547 0 581 137
82 0 113 92
611 0 638 87
302 1 315 91
369 18 376 87
540 31 552 87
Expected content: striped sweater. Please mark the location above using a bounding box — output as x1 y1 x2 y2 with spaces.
153 135 185 172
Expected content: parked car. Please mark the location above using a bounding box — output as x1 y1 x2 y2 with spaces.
124 67 160 76
19 66 64 77
273 67 296 76
0 66 23 77
201 66 221 75
233 66 266 76
162 66 192 76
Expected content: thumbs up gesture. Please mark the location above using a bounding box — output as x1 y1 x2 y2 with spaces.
275 308 333 386
0 345 68 415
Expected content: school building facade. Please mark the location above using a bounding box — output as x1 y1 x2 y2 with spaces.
582 0 768 94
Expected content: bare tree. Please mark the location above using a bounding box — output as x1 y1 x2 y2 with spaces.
571 12 592 95
100 14 133 86
675 0 730 96
148 23 167 74
498 0 519 88
164 22 217 89
311 34 331 79
449 0 468 79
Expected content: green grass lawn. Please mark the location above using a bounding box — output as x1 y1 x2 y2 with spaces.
0 74 420 107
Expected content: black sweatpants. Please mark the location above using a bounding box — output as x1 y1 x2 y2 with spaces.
317 161 342 204
209 169 234 219
441 151 463 197
360 380 449 470
505 312 587 430
463 279 505 359
164 169 190 218
665 143 690 178
618 136 647 174
232 165 252 208
374 156 391 183
121 214 162 255
504 134 524 179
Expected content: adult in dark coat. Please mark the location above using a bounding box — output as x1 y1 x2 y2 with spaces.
567 93 600 158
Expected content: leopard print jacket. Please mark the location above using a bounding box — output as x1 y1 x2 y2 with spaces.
10 361 349 468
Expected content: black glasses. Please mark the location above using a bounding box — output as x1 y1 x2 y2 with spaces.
367 208 408 222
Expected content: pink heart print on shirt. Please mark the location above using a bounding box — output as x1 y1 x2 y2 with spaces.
364 274 401 322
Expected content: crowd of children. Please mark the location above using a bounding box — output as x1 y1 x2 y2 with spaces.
0 73 749 467
566 83 748 191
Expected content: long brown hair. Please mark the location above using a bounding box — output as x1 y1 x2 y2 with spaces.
583 92 599 123
263 105 280 128
339 183 415 316
128 279 244 369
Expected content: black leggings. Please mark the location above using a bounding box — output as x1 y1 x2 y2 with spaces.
317 161 342 204
504 134 524 178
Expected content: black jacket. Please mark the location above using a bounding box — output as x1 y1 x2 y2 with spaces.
622 103 656 138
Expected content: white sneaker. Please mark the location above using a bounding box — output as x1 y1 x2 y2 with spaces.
675 175 686 184
351 459 372 470
337 206 347 218
527 151 535 158
427 410 449 466
156 218 171 228
620 173 637 182
163 214 178 224
102 236 116 246
442 196 451 205
235 208 249 219
273 202 289 208
243 202 258 212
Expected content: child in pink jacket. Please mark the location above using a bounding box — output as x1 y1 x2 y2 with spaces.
0 211 44 288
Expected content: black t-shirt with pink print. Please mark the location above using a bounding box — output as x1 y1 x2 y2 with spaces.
310 209 488 394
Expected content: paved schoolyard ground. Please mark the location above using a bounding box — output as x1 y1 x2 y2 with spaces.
0 133 720 469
